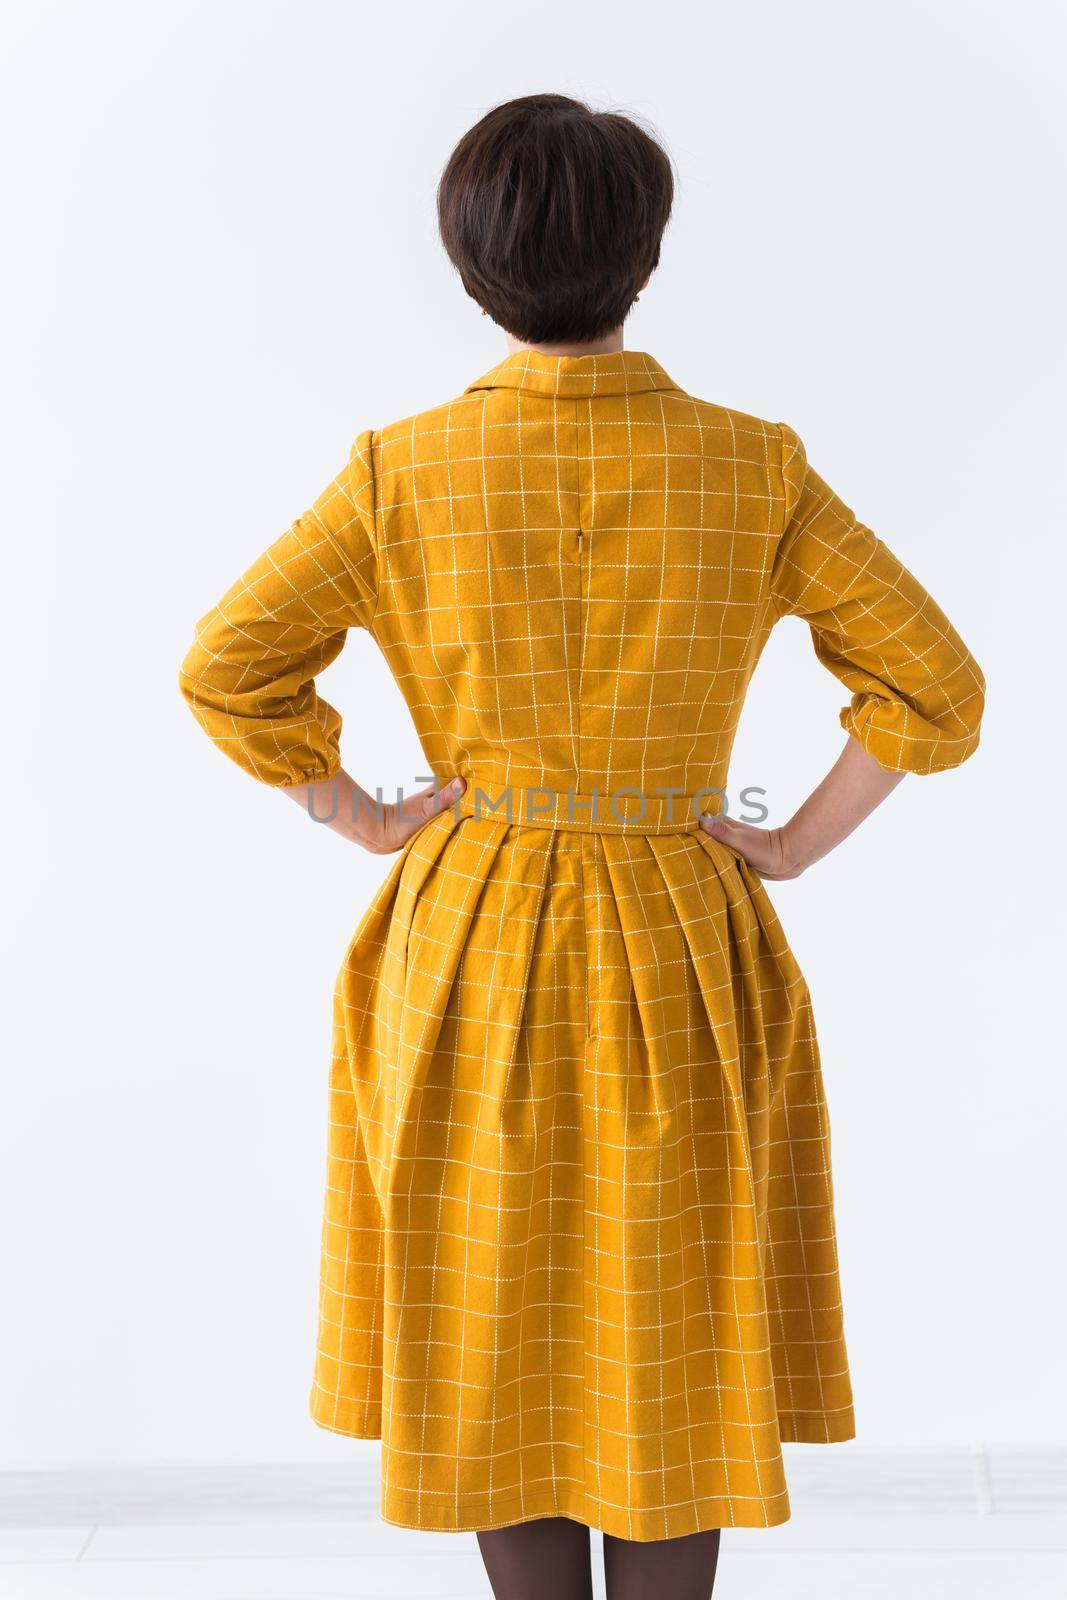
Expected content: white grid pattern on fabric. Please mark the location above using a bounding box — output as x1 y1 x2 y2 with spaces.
179 348 984 1539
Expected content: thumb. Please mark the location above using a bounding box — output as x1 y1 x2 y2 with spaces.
699 810 736 838
425 774 465 814
397 776 464 831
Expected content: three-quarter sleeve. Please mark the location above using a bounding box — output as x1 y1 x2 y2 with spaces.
770 423 985 774
179 428 379 786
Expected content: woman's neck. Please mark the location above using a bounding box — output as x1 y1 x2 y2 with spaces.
504 329 625 357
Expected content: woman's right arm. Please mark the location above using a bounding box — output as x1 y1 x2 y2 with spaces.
278 768 465 854
178 429 462 852
178 430 380 787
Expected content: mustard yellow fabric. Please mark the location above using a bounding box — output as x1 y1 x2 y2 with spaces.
179 349 984 1539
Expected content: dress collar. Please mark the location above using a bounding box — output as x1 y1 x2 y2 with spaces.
464 348 683 399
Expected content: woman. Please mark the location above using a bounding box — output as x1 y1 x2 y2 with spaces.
179 94 984 1600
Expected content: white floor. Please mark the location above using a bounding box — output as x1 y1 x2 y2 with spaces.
0 1450 1064 1599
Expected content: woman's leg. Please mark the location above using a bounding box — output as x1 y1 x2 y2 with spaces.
602 1527 720 1600
476 1516 594 1600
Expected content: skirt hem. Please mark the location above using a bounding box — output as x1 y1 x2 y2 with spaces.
308 1399 857 1538
778 1410 857 1444
378 1485 791 1540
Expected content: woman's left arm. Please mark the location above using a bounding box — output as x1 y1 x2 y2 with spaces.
703 423 985 878
702 735 904 879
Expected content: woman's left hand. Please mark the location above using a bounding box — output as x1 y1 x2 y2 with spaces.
699 736 908 880
699 813 804 880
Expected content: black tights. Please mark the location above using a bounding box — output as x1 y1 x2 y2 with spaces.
476 1515 720 1600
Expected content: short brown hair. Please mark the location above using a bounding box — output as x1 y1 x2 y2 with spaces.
437 94 674 345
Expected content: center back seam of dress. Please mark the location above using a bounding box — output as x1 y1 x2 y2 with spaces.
573 396 586 791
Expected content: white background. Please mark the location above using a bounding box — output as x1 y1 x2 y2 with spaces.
2 0 1064 1474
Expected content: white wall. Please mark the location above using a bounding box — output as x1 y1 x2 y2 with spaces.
2 0 1063 1470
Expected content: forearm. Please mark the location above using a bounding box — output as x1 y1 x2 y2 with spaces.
702 735 905 879
280 768 465 854
280 769 379 846
783 736 905 873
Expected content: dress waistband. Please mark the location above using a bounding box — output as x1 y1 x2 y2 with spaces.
455 781 722 836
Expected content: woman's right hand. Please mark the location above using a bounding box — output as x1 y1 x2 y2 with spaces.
281 771 466 853
358 775 467 854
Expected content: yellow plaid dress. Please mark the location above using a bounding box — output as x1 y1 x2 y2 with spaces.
179 349 984 1539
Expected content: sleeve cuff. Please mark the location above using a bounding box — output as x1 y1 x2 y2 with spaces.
840 697 982 775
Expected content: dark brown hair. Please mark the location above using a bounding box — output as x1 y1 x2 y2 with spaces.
437 94 674 345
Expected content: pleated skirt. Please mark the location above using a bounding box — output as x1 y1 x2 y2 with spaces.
308 805 854 1539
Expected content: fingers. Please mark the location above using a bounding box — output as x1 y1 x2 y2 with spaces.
699 815 801 879
429 775 465 813
699 812 767 871
699 812 745 846
398 775 465 830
